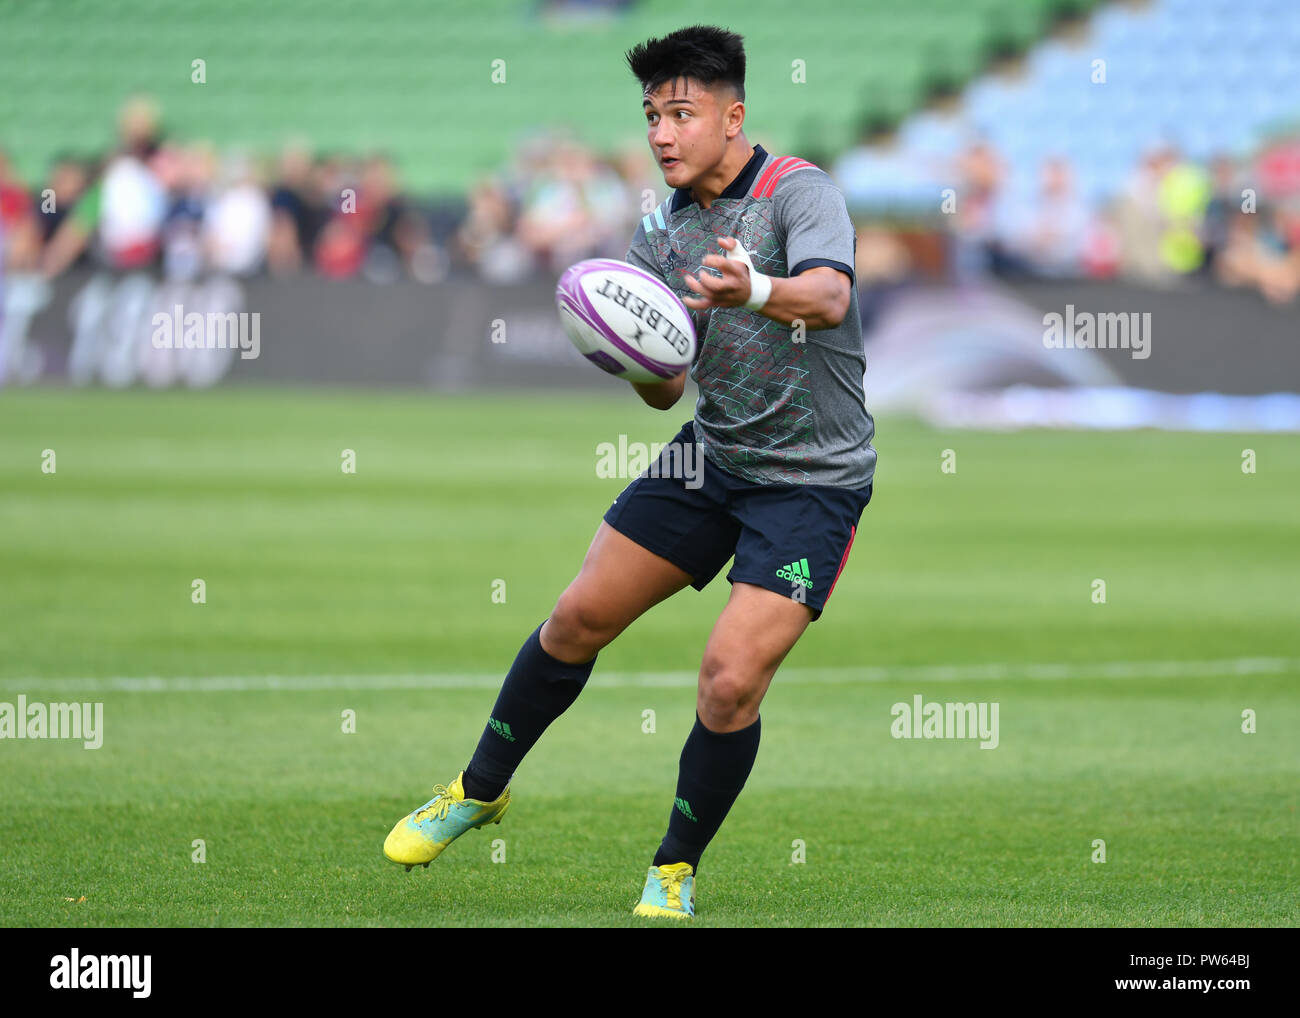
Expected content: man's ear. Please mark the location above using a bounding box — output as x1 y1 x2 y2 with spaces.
724 88 745 135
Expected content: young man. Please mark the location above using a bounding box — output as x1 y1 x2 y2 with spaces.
383 24 877 920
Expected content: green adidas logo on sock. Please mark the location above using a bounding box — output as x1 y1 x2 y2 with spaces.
674 797 698 822
775 557 814 589
488 717 516 742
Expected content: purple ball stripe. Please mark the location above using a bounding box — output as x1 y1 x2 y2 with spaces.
583 350 627 375
557 292 613 346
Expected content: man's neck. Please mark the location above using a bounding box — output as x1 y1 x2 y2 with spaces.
692 136 754 210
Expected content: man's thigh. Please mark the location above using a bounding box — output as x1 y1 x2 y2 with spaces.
542 422 738 661
695 581 815 731
725 480 872 622
542 522 696 662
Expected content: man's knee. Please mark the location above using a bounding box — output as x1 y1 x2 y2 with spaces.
697 652 763 728
544 587 620 661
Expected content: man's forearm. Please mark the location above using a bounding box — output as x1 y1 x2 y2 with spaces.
753 271 850 330
631 370 687 411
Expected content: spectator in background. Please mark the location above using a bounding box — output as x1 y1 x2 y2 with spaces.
36 156 90 247
853 224 912 331
455 176 530 283
159 143 215 281
41 95 168 277
0 149 41 271
1113 144 1178 286
1156 155 1212 274
354 153 435 283
515 139 630 274
1216 199 1300 305
996 156 1092 278
948 137 1006 278
312 154 369 279
1199 154 1241 275
266 141 319 276
204 153 270 277
1267 202 1300 303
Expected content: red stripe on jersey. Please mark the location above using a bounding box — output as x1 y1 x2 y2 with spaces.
825 524 857 601
753 156 802 198
756 158 816 198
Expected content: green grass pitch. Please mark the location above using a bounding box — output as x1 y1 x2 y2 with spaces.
0 387 1296 927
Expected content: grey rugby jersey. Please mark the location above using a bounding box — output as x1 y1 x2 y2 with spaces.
626 142 877 489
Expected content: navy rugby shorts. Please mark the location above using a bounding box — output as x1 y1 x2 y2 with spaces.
602 420 871 621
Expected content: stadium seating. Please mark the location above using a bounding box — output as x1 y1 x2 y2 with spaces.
907 0 1300 208
0 0 1099 194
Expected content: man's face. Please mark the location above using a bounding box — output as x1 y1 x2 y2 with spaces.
642 76 731 188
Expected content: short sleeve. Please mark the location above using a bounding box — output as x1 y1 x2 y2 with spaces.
778 182 856 286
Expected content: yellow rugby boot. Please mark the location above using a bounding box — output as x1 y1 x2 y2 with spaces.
632 862 695 919
383 772 510 870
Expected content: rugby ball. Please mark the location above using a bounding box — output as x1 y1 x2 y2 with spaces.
555 258 696 383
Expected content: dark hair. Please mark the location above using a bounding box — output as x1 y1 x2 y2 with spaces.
625 24 746 104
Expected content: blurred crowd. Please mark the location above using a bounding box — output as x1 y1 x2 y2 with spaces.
459 133 657 284
0 97 653 288
838 128 1300 305
3 95 1300 305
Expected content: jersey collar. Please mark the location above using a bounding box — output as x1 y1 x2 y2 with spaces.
669 143 769 214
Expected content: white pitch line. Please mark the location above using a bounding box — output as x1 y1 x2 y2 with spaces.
1 657 1296 693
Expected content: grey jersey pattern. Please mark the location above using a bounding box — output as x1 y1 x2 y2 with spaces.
626 143 877 489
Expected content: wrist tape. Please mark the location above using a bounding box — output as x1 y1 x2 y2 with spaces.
723 239 772 311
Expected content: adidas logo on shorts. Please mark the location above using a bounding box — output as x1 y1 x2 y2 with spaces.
775 558 814 589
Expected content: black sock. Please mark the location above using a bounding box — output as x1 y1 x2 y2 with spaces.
651 713 761 873
461 621 596 802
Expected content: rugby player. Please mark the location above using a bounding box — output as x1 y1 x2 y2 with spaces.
384 23 877 920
